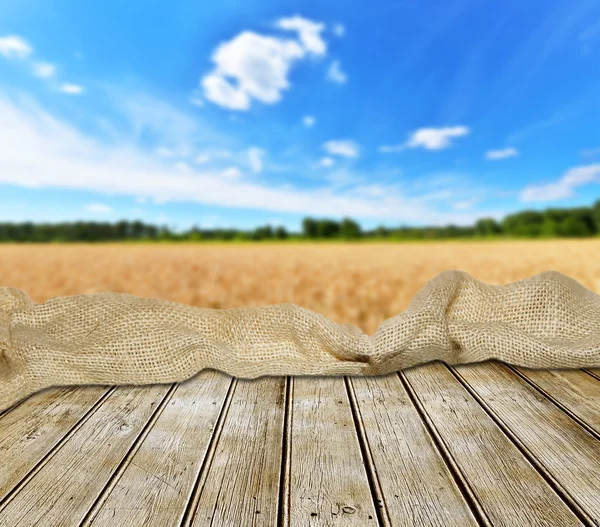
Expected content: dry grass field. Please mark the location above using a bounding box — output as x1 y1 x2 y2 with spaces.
0 239 598 334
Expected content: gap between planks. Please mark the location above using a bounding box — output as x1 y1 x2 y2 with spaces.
448 363 597 526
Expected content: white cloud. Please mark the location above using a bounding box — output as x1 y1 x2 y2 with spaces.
0 35 32 59
333 23 346 37
302 115 316 127
406 126 470 150
201 17 326 111
276 16 327 55
195 153 211 165
0 93 503 225
60 83 84 95
580 147 600 158
156 147 174 158
248 147 265 173
222 167 242 179
194 149 232 165
322 139 359 158
86 203 112 213
174 162 191 173
32 61 56 78
378 144 405 154
520 164 600 202
327 60 347 84
319 157 335 167
190 97 204 107
453 199 478 210
485 147 518 160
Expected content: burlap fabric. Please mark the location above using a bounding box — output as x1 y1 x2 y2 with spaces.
2 269 599 412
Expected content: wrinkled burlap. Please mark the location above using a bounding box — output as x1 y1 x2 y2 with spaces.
2 269 600 412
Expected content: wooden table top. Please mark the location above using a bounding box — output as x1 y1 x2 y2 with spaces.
1 361 599 526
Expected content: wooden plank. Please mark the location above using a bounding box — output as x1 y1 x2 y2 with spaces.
511 367 600 434
286 377 377 526
0 385 110 503
0 384 173 526
187 377 286 526
453 361 600 523
349 374 478 526
82 371 233 526
403 362 584 527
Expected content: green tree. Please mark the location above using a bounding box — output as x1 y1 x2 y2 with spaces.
302 217 319 238
474 218 502 236
557 217 591 237
340 217 361 239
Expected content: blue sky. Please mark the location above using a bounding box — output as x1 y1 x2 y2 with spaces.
0 0 599 232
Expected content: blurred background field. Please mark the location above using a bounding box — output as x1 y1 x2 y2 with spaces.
1 239 598 334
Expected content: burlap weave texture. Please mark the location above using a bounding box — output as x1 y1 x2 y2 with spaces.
2 269 599 412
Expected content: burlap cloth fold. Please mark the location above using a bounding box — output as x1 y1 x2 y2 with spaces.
1 269 599 412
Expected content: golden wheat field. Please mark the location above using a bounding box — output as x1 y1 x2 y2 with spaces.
1 239 598 334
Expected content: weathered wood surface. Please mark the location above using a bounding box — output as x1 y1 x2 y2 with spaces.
0 360 598 526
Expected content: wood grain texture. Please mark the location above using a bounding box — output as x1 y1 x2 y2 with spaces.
453 361 600 523
287 376 378 526
0 384 172 527
349 373 478 526
84 371 232 526
187 377 286 527
0 385 110 503
403 362 584 527
511 367 600 434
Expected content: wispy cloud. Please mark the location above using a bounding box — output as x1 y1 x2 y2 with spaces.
322 139 359 158
86 203 112 213
378 144 405 154
201 16 327 110
332 23 346 37
520 164 600 202
405 126 470 150
485 147 518 160
453 199 478 210
302 115 315 127
248 147 265 173
319 156 335 167
60 83 84 95
0 93 501 225
32 61 56 78
0 35 32 59
327 60 347 84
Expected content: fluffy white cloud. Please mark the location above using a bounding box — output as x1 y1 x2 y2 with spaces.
0 35 32 58
485 147 518 160
319 157 335 167
276 16 326 55
60 83 84 95
520 164 600 202
248 147 265 173
327 60 347 84
333 24 346 37
86 203 112 213
406 126 470 150
32 61 56 78
302 115 316 127
201 17 326 111
322 139 359 158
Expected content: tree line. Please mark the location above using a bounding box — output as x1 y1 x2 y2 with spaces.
2 200 600 242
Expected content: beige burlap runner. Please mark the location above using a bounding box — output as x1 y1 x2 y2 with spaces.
1 269 599 412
